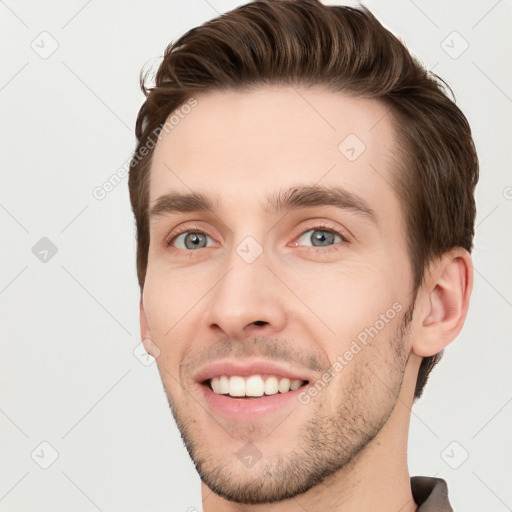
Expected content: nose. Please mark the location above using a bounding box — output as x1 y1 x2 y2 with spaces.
203 246 287 340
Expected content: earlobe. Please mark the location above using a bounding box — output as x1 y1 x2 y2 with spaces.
412 248 473 358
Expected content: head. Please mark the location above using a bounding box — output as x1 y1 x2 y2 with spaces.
128 0 477 505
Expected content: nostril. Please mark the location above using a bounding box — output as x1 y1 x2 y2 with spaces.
252 320 267 326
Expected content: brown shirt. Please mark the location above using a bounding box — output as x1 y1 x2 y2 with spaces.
412 476 453 511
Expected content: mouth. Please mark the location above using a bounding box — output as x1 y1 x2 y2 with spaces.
202 374 310 399
193 360 314 420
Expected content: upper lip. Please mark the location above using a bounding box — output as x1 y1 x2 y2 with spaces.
193 359 315 384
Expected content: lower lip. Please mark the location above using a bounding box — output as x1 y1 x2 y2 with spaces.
200 383 308 420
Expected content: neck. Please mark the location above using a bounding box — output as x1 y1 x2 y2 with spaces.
201 357 421 512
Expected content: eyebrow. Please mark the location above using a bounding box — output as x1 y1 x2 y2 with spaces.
265 185 378 225
149 185 378 226
150 191 217 218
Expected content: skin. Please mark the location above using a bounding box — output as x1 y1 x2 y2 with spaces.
139 86 473 511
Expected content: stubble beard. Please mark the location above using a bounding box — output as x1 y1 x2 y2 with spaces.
161 302 414 505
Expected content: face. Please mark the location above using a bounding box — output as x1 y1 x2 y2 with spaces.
141 86 417 504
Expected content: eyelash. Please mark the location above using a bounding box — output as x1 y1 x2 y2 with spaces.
166 224 207 245
295 222 348 250
166 222 349 252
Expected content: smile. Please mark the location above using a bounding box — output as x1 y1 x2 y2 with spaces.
194 358 315 419
208 374 308 398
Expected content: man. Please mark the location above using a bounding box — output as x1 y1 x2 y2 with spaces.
128 1 477 510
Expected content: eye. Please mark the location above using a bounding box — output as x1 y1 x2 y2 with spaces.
171 231 217 250
296 228 344 247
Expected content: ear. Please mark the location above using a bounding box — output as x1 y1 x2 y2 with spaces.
139 298 159 358
412 248 473 358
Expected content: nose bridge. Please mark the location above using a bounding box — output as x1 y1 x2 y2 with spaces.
215 239 270 312
204 236 286 337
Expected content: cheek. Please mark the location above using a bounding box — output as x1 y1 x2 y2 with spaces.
142 260 204 341
142 272 200 381
283 258 401 343
318 311 408 420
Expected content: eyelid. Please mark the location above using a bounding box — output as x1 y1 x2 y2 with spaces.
165 221 351 249
166 223 218 247
291 222 351 246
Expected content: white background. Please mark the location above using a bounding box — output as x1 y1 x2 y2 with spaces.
1 0 511 510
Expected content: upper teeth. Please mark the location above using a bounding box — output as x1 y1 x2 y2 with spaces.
210 375 304 397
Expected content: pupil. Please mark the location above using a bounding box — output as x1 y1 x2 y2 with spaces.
185 232 205 249
312 230 334 246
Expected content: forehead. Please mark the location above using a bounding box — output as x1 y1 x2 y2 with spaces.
148 86 400 222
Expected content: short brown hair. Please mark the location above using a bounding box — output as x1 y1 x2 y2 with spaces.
128 0 478 399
